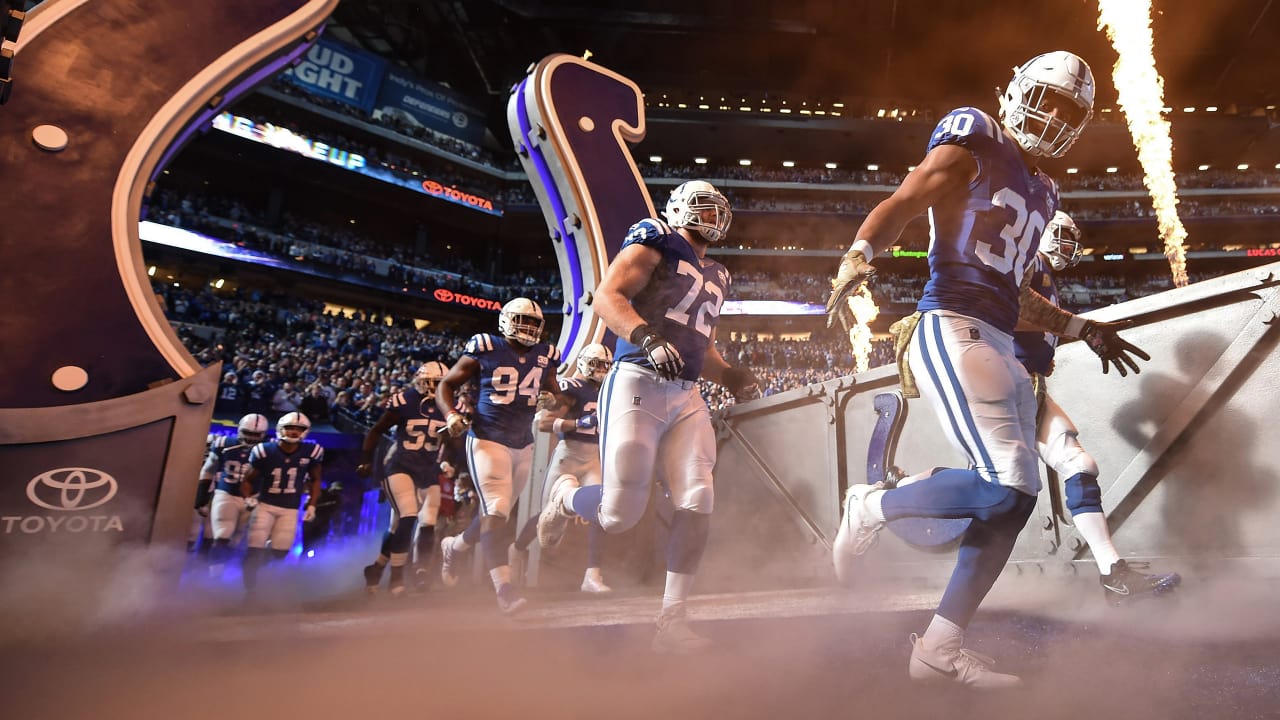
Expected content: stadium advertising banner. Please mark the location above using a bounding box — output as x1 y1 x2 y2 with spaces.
375 67 486 145
210 112 502 216
281 36 386 113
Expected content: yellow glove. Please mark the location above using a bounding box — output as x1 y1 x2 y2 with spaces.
825 249 876 332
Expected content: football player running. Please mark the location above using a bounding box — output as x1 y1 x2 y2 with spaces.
537 180 760 653
203 413 269 575
435 298 565 614
239 412 324 594
509 343 615 593
357 361 451 596
826 52 1147 688
1016 213 1178 601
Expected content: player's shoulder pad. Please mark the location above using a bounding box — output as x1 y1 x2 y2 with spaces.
249 443 269 461
927 107 1002 154
558 376 583 392
307 442 324 461
545 344 561 363
464 333 499 356
622 218 674 250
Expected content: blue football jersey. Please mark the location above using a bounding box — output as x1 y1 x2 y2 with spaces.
381 384 448 479
556 376 602 444
249 441 324 509
465 333 560 448
1013 253 1061 376
212 442 256 495
917 107 1061 334
612 219 730 380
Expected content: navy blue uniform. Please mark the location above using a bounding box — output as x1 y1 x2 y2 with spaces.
249 441 324 508
612 219 730 381
917 108 1061 335
555 377 601 444
464 333 561 449
212 443 256 495
384 386 448 487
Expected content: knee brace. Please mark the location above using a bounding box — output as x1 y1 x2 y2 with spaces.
1064 472 1103 515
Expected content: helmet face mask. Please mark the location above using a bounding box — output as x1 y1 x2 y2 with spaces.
665 180 732 243
1040 211 1083 272
276 411 311 445
498 298 544 347
237 413 269 444
413 361 449 396
998 51 1095 158
576 343 613 382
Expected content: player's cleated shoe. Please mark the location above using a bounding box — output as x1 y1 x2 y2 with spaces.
362 563 384 595
832 482 886 583
908 633 1022 690
495 583 528 615
1101 559 1182 606
537 474 580 549
508 543 529 588
387 566 406 597
412 567 431 593
652 605 712 655
580 571 612 594
439 536 461 588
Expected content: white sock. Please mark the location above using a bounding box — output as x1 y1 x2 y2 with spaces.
921 614 964 654
1072 511 1121 574
489 565 512 591
866 488 887 522
662 571 696 612
584 567 603 583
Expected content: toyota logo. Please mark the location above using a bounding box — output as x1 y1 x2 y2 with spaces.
27 468 119 511
434 288 454 302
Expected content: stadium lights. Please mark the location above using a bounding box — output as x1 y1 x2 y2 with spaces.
877 109 886 117
698 104 709 109
677 103 687 108
799 109 811 115
213 278 225 289
649 155 662 163
907 165 917 171
694 157 708 164
782 161 795 167
147 266 156 276
738 159 751 166
1237 164 1249 170
1199 164 1210 170
1206 106 1218 112
739 106 751 112
825 162 838 169
832 102 844 108
779 108 791 114
866 164 879 171
761 108 772 113
1183 107 1195 112
1066 168 1079 174
1106 167 1119 173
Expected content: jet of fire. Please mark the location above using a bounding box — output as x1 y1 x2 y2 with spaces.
845 286 879 374
1097 0 1189 287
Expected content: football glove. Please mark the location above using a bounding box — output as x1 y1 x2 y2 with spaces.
445 411 471 437
631 324 684 381
575 412 598 431
1080 320 1150 377
722 366 761 402
439 461 455 477
825 249 877 332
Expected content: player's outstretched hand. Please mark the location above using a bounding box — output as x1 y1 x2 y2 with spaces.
1080 320 1150 377
445 411 471 437
826 249 876 332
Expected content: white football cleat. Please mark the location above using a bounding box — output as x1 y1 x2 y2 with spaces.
832 482 886 584
908 633 1022 690
439 535 461 588
652 605 711 655
537 474 580 549
580 570 612 594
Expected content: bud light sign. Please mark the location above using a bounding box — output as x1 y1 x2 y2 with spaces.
282 36 386 113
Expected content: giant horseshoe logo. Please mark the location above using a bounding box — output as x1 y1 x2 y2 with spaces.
0 0 337 556
508 55 655 367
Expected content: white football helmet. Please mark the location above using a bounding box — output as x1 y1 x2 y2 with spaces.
413 361 449 396
498 297 544 346
576 343 613 382
276 411 311 445
998 51 1095 158
237 413 269 444
665 180 732 244
1040 211 1084 271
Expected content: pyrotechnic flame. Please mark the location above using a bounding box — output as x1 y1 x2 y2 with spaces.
1098 0 1189 287
846 286 880 374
